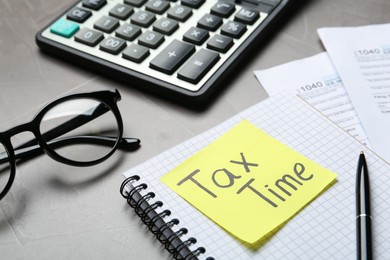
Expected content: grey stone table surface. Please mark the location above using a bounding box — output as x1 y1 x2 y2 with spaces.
0 0 389 259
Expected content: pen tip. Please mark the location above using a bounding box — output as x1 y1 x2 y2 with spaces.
360 151 364 155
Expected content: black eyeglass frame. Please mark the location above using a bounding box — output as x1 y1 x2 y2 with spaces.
0 89 125 201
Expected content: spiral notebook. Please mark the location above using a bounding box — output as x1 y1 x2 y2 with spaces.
120 93 390 259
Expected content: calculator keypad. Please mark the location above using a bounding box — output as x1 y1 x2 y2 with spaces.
42 0 272 93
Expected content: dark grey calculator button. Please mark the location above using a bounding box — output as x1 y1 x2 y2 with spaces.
150 40 195 74
82 0 107 10
138 31 164 49
131 10 156 27
145 0 171 14
67 7 92 23
167 5 192 22
207 34 233 53
221 21 247 39
74 28 104 46
94 16 120 33
153 18 179 35
181 0 205 9
211 2 236 18
197 14 223 31
109 3 134 20
115 23 141 41
178 49 220 84
100 36 126 54
122 44 150 63
183 27 209 45
234 7 260 25
124 0 147 7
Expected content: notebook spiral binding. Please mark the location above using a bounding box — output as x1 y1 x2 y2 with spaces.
120 175 214 260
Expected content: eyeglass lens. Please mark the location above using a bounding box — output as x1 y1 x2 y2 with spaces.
39 98 120 163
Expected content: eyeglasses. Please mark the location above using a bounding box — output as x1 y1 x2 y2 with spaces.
0 89 140 201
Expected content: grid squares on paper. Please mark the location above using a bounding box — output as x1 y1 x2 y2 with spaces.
122 93 390 259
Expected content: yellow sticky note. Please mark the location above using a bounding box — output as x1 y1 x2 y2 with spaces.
161 120 337 244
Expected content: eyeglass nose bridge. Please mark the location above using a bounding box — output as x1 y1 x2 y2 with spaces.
0 118 47 201
2 120 47 157
3 120 41 146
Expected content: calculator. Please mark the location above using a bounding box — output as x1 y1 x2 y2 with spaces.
36 0 297 104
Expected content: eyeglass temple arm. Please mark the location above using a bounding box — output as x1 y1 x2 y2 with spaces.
15 102 110 151
0 136 140 164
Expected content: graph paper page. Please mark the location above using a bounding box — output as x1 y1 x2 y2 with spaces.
123 93 390 259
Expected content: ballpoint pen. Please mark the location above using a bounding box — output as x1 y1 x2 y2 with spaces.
356 151 373 260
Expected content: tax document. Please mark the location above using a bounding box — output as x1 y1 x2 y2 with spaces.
254 52 370 147
318 23 390 163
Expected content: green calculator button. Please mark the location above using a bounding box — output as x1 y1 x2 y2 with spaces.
50 19 80 38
